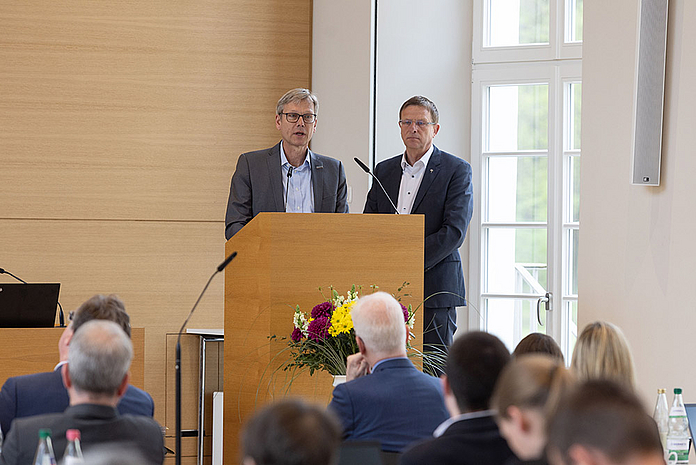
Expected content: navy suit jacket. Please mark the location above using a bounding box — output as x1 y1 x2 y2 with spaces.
225 142 349 239
328 358 449 453
0 368 154 434
364 147 473 308
400 414 515 465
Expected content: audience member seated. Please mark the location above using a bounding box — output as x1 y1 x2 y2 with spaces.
241 399 341 465
491 354 575 465
0 294 154 435
571 321 635 388
400 331 515 465
513 333 564 363
0 320 164 465
328 292 449 452
546 379 664 465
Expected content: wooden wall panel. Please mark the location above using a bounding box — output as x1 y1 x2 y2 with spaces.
0 0 312 221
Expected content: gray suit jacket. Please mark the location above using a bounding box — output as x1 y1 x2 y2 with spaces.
0 403 164 465
225 142 349 239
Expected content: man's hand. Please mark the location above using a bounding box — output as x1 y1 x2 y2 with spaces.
346 353 370 382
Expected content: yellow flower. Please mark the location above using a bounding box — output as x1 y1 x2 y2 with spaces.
328 301 355 336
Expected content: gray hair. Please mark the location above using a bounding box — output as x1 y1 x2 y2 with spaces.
399 95 439 124
276 88 318 115
351 292 406 354
68 319 133 395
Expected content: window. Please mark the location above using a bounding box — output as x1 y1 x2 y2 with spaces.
469 0 582 361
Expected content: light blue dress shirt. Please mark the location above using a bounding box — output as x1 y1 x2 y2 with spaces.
280 142 314 213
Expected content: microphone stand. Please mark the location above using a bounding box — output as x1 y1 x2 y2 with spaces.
175 252 237 465
353 157 400 214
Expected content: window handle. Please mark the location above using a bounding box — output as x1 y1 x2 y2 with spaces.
536 292 552 326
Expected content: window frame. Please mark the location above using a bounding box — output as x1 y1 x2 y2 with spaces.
469 36 581 358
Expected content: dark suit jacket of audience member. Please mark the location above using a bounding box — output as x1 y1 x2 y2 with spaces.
328 358 449 453
0 404 164 465
400 414 515 465
0 368 154 434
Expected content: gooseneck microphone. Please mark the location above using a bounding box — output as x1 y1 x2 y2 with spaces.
0 268 27 284
175 252 237 465
354 157 400 214
284 166 294 210
0 267 66 326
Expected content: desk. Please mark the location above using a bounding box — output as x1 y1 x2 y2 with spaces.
187 328 223 465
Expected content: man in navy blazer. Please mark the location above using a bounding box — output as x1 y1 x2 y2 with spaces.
225 88 349 239
364 96 473 363
401 331 514 465
0 294 154 435
328 292 449 452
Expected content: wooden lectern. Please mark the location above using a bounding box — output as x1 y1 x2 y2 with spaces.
223 212 424 463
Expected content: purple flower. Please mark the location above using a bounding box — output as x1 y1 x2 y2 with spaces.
311 301 334 319
307 316 331 340
291 327 303 342
400 303 410 323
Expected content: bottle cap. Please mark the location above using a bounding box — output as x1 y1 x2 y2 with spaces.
658 388 666 394
675 388 683 394
38 429 52 439
66 429 80 441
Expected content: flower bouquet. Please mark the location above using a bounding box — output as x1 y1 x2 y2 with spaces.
282 284 415 376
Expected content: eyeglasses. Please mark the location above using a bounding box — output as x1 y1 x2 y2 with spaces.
399 120 436 128
280 112 317 123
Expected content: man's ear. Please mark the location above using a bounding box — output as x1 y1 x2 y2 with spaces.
116 372 130 398
356 335 367 355
440 374 451 395
61 363 72 389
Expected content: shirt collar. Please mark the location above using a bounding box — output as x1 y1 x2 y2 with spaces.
433 409 496 437
280 141 311 171
371 356 409 372
401 144 434 171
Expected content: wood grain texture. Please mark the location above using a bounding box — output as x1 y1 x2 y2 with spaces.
224 213 425 463
0 327 145 388
0 0 311 221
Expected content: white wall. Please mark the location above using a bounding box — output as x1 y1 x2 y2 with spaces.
312 0 474 329
580 0 696 406
311 0 375 213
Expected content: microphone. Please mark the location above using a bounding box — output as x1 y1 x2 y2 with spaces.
0 268 28 284
285 166 294 210
354 157 400 214
217 251 237 272
175 252 237 465
0 267 66 326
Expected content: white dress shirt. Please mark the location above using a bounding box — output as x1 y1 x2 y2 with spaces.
397 145 434 214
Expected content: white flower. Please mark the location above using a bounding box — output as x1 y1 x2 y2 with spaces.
293 309 309 333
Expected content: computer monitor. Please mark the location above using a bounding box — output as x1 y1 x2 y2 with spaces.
0 283 60 327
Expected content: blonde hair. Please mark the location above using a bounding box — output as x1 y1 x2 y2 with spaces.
492 354 575 422
571 321 635 388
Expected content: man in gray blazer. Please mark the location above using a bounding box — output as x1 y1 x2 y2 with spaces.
0 320 164 465
225 88 349 239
